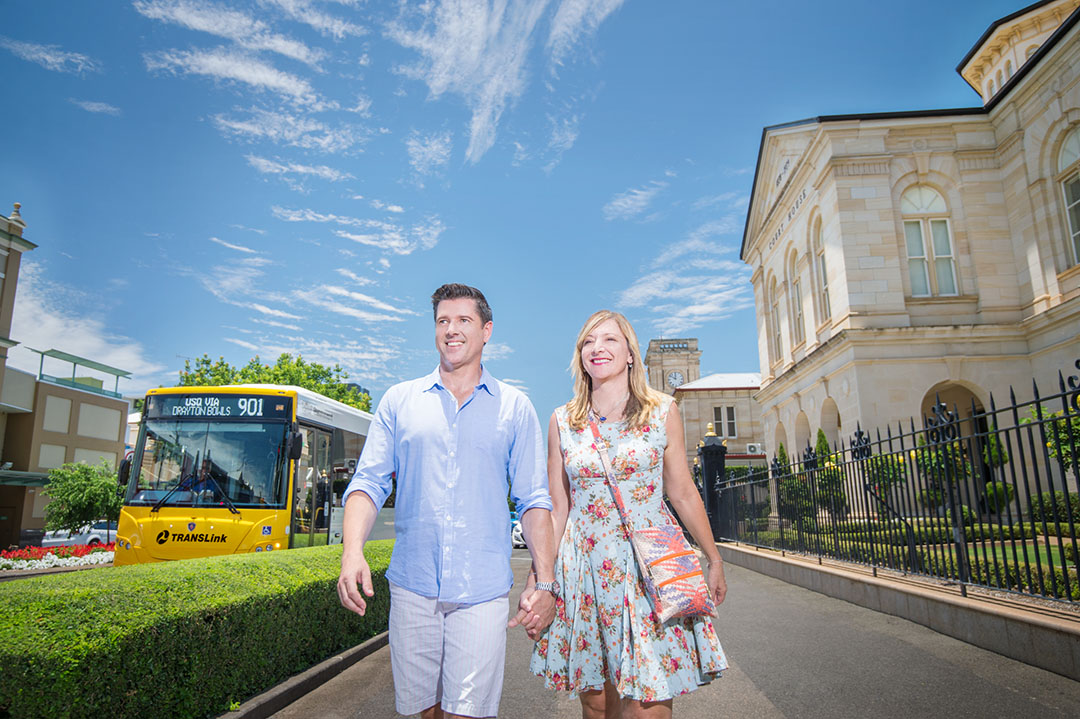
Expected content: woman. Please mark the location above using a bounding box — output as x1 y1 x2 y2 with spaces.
530 310 728 718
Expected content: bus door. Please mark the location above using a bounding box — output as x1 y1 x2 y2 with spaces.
291 426 332 547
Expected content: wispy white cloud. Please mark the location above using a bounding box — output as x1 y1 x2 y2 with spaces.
145 46 322 105
655 218 742 264
246 154 354 188
245 333 405 388
210 236 258 253
347 94 373 115
230 224 267 235
548 113 579 155
272 206 445 255
547 0 625 68
618 260 754 334
325 286 417 315
7 261 167 390
336 267 376 286
406 130 452 176
387 1 549 163
248 302 303 319
258 0 367 39
0 36 100 74
692 192 748 212
294 288 409 323
618 219 752 334
602 181 666 221
224 337 260 351
484 342 514 361
252 317 303 331
133 0 325 67
370 199 405 213
500 377 530 394
69 99 121 115
213 107 363 152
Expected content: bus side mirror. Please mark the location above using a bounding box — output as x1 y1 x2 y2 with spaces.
117 458 131 494
288 430 304 461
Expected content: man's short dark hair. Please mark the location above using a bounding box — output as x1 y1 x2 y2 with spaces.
431 283 493 325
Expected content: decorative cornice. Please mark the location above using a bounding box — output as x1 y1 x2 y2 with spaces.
955 152 1001 171
830 155 891 177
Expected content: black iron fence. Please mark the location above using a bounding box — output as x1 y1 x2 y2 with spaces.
700 360 1080 603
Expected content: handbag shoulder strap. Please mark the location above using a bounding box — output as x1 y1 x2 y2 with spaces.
588 419 635 532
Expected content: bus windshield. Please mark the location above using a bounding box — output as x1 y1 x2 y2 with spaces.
126 419 290 509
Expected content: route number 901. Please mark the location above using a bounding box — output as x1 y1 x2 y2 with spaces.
238 398 264 417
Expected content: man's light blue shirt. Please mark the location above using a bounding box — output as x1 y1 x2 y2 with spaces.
343 365 552 604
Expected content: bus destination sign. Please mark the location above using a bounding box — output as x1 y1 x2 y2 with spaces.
146 394 292 421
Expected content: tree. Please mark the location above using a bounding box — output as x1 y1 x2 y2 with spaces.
177 353 371 412
43 460 122 538
776 442 789 470
814 428 833 463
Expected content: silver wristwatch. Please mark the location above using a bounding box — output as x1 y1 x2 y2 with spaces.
534 580 561 596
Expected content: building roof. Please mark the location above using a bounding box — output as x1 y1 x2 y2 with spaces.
676 372 761 391
956 0 1061 73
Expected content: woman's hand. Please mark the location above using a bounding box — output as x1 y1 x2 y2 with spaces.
706 559 727 608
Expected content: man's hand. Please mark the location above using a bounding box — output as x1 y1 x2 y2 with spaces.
509 585 556 639
337 549 374 615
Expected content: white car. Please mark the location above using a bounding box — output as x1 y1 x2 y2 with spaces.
41 520 117 548
511 519 526 548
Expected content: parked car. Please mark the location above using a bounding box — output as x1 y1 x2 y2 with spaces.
41 520 117 548
511 518 526 548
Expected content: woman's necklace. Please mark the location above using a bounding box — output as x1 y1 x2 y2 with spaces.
590 391 629 422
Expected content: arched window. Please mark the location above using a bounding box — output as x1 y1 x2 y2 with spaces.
996 69 1004 90
1005 60 1013 79
1059 126 1080 265
813 219 830 322
769 278 782 364
1026 45 1038 59
789 253 805 346
901 186 958 297
987 80 995 97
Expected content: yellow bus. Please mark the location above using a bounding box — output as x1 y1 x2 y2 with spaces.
114 385 372 565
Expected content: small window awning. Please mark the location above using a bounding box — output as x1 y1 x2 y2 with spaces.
0 470 49 486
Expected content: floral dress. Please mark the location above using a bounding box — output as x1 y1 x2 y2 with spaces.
530 396 727 701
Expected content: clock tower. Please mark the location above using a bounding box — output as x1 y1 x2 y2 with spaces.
644 338 702 395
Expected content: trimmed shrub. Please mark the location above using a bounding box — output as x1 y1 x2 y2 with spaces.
984 481 1016 514
1030 491 1080 526
0 541 393 719
945 504 975 527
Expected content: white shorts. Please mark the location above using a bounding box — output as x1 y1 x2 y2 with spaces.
388 582 509 717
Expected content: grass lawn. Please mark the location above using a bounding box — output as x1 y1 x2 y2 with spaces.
923 539 1076 569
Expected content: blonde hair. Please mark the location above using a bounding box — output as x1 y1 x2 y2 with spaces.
566 310 665 431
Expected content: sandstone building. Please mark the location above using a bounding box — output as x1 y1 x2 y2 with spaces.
740 0 1080 478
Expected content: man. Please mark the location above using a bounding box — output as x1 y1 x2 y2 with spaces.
338 283 558 719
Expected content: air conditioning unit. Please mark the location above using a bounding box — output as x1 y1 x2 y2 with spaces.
745 443 764 454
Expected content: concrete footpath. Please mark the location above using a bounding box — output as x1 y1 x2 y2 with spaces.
248 549 1080 719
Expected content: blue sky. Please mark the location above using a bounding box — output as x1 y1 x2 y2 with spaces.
1 0 1023 420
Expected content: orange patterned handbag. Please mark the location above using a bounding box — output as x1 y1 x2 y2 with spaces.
589 419 715 623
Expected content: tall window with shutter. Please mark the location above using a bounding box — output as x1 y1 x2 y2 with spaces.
1059 126 1080 266
901 186 958 297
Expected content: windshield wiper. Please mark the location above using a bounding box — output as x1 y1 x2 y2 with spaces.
200 474 241 515
150 483 181 513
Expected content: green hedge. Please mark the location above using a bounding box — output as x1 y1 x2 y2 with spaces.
1030 491 1080 525
925 552 1080 600
0 541 393 719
